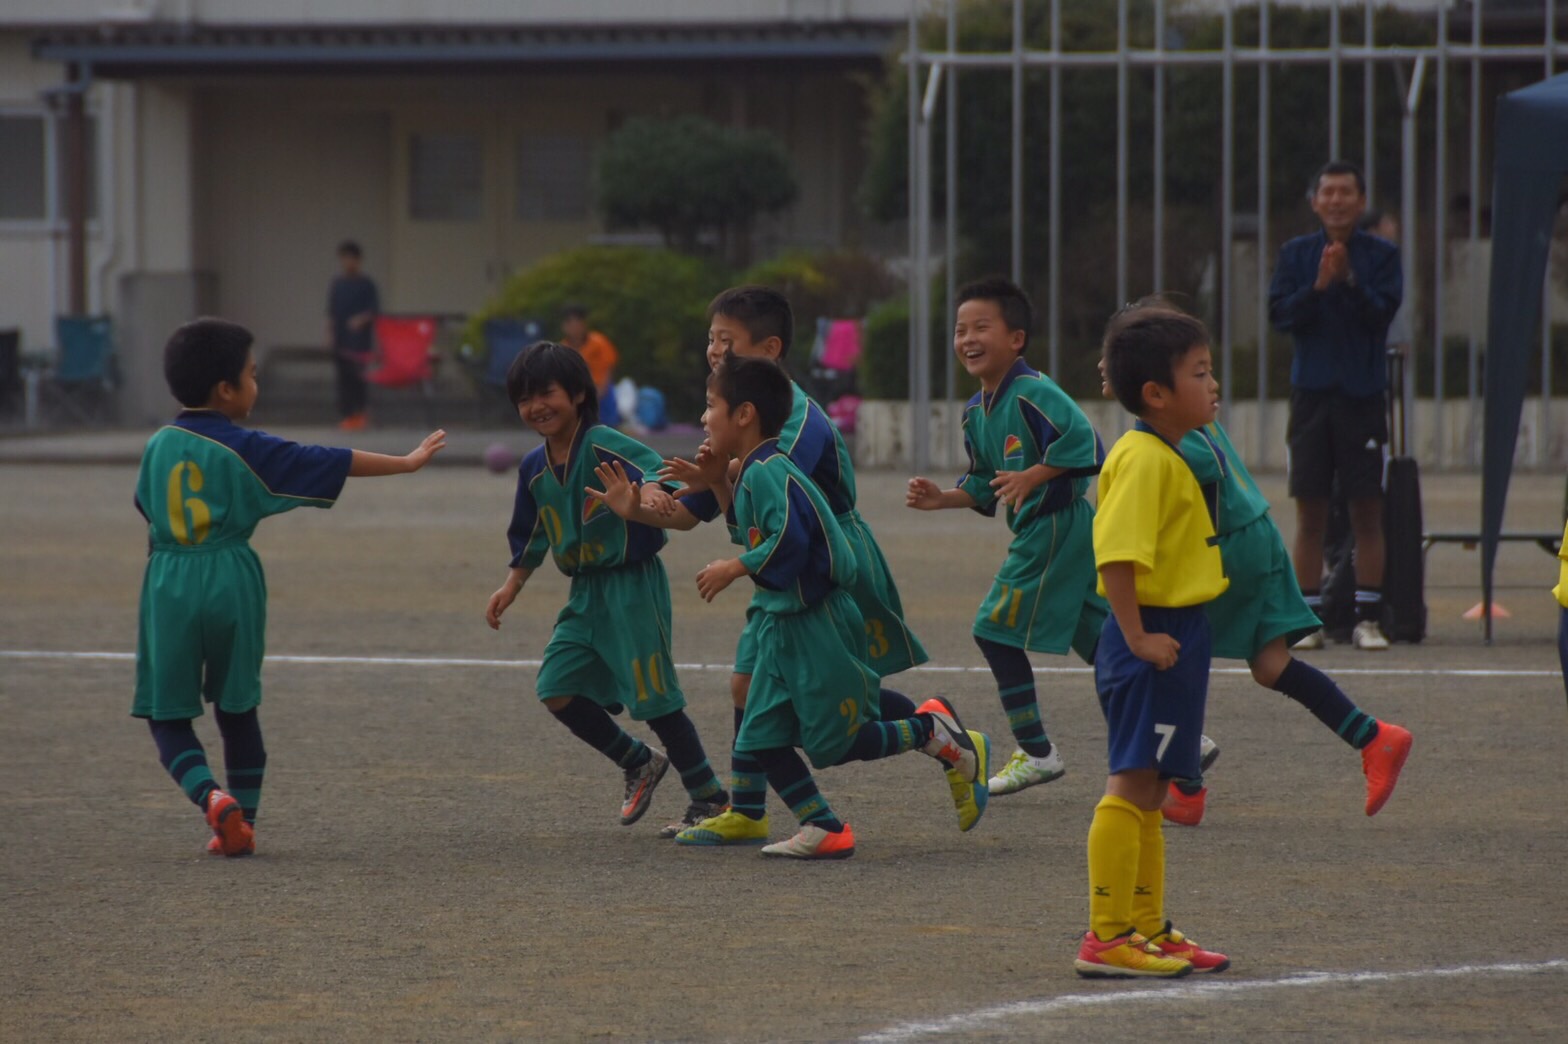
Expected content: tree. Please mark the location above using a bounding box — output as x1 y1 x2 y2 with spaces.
596 115 800 266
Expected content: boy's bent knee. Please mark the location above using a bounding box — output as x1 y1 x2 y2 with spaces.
542 695 575 714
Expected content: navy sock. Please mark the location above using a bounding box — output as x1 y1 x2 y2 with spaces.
214 707 266 825
1271 658 1380 750
835 715 933 764
147 719 218 809
752 747 843 832
647 709 726 803
976 635 1052 757
550 696 649 769
730 705 768 820
1355 587 1384 622
877 688 918 720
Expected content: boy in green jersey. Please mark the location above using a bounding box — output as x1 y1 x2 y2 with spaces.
908 278 1107 797
595 353 988 858
485 342 731 837
134 318 445 857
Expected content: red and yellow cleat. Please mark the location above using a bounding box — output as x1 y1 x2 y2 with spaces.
1074 930 1193 979
1161 782 1207 827
1147 922 1230 973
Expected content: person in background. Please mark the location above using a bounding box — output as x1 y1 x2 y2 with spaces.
561 305 621 427
325 240 380 431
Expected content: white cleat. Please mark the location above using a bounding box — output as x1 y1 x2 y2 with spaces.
988 747 1066 796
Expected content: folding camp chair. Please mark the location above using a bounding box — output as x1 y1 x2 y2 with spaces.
479 317 543 423
45 315 117 426
368 315 442 425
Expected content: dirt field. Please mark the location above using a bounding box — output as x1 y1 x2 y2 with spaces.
3 456 1566 1042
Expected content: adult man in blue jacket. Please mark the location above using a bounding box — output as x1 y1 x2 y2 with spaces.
1268 161 1402 652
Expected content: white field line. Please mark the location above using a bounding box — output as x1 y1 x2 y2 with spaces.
0 649 1561 678
859 958 1568 1042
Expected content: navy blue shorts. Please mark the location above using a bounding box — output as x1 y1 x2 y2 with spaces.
1094 605 1211 779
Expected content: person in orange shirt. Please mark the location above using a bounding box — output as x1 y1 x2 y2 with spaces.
561 305 620 424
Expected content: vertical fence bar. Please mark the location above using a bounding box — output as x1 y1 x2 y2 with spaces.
1011 0 1024 285
1153 0 1166 295
1434 1 1448 467
1117 0 1129 309
1364 1 1375 198
1544 0 1558 467
1468 0 1482 466
1048 0 1062 377
1257 0 1271 465
907 0 919 438
1221 4 1235 414
1329 0 1342 157
946 0 958 404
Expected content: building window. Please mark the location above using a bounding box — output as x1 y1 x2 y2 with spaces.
0 115 47 220
0 111 99 225
409 133 482 221
515 134 591 221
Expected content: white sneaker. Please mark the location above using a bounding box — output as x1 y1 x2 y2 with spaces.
1199 734 1220 774
760 823 856 860
1292 629 1325 651
988 747 1066 796
1352 620 1390 651
916 697 979 782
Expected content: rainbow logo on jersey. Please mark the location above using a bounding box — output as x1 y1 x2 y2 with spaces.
1002 433 1025 468
747 526 764 549
583 497 605 523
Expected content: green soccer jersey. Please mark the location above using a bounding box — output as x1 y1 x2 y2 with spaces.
957 358 1105 534
732 439 857 616
1181 421 1272 537
507 423 669 575
132 410 352 720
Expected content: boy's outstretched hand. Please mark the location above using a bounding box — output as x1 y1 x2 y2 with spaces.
662 440 731 498
906 476 944 510
407 429 448 470
585 460 642 520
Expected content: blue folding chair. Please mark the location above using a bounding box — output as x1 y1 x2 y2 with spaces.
46 315 117 426
480 317 543 422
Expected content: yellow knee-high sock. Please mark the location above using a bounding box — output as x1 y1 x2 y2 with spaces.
1087 794 1144 942
1132 807 1167 938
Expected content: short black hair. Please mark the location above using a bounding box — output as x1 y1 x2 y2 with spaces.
1100 303 1211 417
505 340 599 425
708 285 794 358
561 303 589 321
337 240 362 259
956 277 1033 354
710 350 792 439
163 318 253 408
1310 160 1366 199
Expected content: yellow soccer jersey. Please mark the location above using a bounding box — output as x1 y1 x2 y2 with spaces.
1094 426 1228 608
1555 520 1568 608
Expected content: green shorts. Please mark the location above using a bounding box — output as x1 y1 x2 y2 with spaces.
535 557 685 722
972 499 1107 661
1206 514 1322 661
133 543 268 721
736 589 881 769
838 509 928 677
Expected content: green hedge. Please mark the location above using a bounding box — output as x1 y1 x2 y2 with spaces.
858 295 967 401
465 246 723 422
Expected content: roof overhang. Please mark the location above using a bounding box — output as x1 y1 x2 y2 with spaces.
32 22 898 77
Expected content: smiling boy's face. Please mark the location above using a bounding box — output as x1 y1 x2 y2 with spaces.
953 297 1025 390
515 380 582 440
707 313 779 371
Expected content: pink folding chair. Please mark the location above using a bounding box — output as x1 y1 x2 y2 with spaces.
368 316 440 423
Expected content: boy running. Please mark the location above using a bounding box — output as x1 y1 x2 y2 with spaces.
907 277 1107 796
595 352 985 858
485 342 729 835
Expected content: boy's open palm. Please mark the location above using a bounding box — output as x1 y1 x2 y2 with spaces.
585 460 640 519
407 429 448 470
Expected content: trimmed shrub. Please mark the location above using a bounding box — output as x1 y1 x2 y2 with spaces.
465 246 723 422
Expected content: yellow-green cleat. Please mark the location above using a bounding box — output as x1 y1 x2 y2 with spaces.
673 808 769 846
943 729 990 832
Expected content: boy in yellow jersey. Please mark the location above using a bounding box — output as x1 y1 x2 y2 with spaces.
1076 307 1230 978
1557 520 1568 699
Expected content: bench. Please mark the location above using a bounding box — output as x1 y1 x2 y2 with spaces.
1421 475 1566 563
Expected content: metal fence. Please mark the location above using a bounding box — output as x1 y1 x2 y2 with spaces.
905 0 1567 471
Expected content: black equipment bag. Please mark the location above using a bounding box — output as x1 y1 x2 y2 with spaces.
1382 350 1427 642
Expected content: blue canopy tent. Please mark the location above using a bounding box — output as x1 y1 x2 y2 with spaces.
1482 72 1568 642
